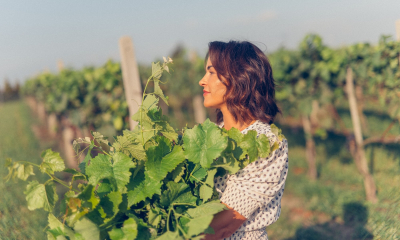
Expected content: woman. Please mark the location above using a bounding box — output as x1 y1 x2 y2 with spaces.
199 41 289 240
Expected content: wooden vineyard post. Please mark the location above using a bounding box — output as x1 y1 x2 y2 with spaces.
37 101 46 123
62 125 78 169
47 113 58 138
346 67 377 203
193 95 206 124
302 114 317 180
119 36 142 130
57 60 64 72
396 20 400 64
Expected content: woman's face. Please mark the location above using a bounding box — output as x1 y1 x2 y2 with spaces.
199 58 227 109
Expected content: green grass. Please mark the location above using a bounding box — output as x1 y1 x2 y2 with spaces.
0 101 48 239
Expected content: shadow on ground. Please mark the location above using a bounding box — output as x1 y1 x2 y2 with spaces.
285 202 373 240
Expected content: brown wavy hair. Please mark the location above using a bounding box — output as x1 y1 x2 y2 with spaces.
207 41 280 125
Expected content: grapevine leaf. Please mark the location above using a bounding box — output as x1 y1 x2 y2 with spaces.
270 124 286 141
113 133 146 161
160 182 197 208
212 155 240 174
205 168 217 188
155 118 178 141
145 144 186 182
47 227 67 240
186 200 227 218
86 154 112 187
142 94 159 110
97 179 113 198
257 134 271 158
228 128 245 159
127 176 162 207
189 166 207 183
146 108 177 141
122 218 138 239
112 152 137 190
199 185 213 203
63 168 81 175
48 213 75 239
99 191 122 220
108 218 138 240
17 164 35 181
183 119 228 169
240 130 271 162
155 231 181 240
186 215 214 237
170 162 185 183
191 236 207 240
73 217 100 240
77 184 100 210
68 197 81 213
126 214 152 240
179 217 190 234
152 62 163 79
92 132 109 145
86 152 135 191
109 228 124 240
131 108 155 140
240 130 259 162
148 208 162 227
227 127 243 143
271 141 279 152
40 149 65 174
154 79 168 105
24 181 58 212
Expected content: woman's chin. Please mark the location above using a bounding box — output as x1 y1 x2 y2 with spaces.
203 102 216 109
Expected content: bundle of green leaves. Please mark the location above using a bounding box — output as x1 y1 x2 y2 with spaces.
6 58 284 240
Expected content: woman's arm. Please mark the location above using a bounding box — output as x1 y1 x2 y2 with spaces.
203 202 246 240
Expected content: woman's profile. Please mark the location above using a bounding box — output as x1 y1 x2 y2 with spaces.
199 41 289 240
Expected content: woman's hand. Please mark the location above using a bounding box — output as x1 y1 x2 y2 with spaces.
203 202 246 240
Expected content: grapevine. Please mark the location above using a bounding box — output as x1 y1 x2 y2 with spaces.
6 57 284 240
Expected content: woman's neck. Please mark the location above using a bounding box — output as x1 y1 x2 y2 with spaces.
219 106 255 131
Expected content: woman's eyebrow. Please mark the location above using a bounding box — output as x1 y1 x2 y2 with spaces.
207 65 214 70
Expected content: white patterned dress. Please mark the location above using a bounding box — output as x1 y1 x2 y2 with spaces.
214 120 289 240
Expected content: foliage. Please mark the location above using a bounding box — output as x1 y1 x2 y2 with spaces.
22 60 129 134
7 58 283 239
21 49 206 134
270 34 400 125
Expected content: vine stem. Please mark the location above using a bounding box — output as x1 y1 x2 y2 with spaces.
167 207 173 232
172 203 197 207
140 72 156 144
176 224 188 239
46 172 79 192
99 149 112 157
189 175 207 185
74 144 90 159
17 161 40 168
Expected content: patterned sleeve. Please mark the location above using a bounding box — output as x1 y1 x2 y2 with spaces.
220 139 289 219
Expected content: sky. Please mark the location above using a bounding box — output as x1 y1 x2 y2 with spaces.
0 0 399 85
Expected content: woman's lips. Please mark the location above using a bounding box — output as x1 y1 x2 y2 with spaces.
203 90 210 96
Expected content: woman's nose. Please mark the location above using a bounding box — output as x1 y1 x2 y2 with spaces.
199 74 207 87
